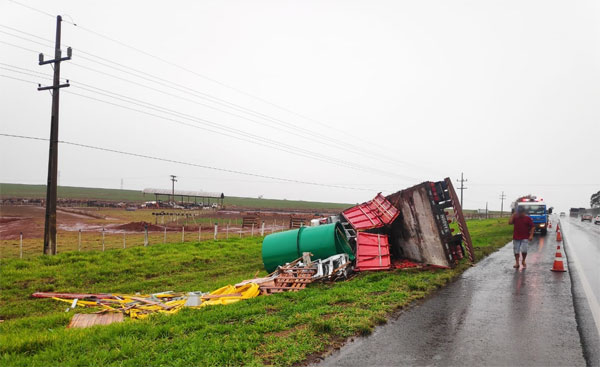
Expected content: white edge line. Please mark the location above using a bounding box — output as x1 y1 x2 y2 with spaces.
560 219 600 337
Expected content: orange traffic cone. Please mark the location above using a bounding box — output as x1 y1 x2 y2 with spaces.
555 249 562 258
556 223 560 231
551 251 567 272
556 230 562 242
556 245 561 250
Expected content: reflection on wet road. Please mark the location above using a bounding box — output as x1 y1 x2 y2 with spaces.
560 218 600 308
318 231 585 366
559 217 600 346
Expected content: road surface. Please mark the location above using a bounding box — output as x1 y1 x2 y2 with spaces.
318 227 589 366
560 216 600 365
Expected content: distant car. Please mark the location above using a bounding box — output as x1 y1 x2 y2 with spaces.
559 212 566 217
581 214 592 222
594 215 600 225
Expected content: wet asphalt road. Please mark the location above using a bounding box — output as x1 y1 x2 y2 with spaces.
560 216 600 365
318 228 586 366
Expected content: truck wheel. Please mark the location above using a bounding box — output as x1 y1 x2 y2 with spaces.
541 228 547 236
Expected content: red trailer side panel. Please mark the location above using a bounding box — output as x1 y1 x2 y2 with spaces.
355 232 392 271
342 193 399 230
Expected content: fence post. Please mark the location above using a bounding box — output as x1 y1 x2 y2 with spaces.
251 223 254 236
78 229 81 252
19 232 23 259
182 226 185 243
163 227 166 243
261 221 265 236
198 225 201 242
123 233 126 249
144 224 149 247
214 223 218 240
226 223 229 239
102 227 105 252
271 220 275 233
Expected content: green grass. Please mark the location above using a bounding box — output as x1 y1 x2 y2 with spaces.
0 218 512 366
0 183 350 210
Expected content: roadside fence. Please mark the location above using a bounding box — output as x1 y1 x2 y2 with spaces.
0 219 286 260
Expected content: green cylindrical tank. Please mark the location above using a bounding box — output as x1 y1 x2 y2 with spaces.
261 223 355 273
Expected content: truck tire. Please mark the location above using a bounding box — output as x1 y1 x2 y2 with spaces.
541 228 547 236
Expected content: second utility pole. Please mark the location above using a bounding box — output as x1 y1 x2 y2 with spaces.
170 175 177 203
456 172 467 209
39 15 71 255
499 191 507 217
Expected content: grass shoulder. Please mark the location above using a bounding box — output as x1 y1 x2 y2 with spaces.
0 218 512 366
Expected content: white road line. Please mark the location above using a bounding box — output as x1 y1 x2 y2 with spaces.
560 219 600 337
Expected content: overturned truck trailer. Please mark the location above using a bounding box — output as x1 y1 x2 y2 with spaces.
386 178 474 268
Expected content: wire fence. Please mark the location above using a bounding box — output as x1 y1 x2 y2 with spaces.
0 220 287 260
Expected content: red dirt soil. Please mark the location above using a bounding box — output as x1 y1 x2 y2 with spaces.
113 222 164 232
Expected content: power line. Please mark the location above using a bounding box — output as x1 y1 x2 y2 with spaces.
0 29 56 49
0 133 375 191
0 31 426 172
1 5 435 169
0 70 408 180
0 64 52 79
0 39 51 56
0 68 415 180
0 23 54 43
7 0 55 18
0 72 39 84
65 87 409 180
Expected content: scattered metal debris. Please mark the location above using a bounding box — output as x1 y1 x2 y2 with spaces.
34 177 475 329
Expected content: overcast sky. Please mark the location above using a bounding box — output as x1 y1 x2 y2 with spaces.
0 0 599 211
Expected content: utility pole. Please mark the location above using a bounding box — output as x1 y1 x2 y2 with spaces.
170 175 177 203
39 15 72 255
499 191 507 217
456 172 467 209
120 178 124 190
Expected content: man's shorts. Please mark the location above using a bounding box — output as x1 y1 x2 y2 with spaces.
513 239 529 254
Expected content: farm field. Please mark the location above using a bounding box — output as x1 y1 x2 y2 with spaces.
0 183 351 210
0 218 512 366
1 204 302 258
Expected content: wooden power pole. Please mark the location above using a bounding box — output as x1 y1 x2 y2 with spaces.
39 15 71 255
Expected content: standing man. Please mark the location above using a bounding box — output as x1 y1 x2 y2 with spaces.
509 206 534 268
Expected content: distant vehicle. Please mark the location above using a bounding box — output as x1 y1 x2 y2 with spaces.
581 214 592 222
569 208 580 218
594 215 600 224
560 212 566 217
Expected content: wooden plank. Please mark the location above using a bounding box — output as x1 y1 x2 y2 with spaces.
68 313 123 328
128 296 171 309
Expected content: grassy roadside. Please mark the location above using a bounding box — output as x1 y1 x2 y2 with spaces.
0 218 512 366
